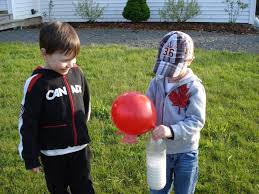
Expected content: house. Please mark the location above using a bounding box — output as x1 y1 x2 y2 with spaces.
0 0 257 31
0 0 41 30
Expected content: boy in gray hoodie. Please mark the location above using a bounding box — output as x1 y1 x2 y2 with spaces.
146 31 206 194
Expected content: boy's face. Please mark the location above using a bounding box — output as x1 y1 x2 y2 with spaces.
168 67 187 82
41 49 76 75
167 60 192 82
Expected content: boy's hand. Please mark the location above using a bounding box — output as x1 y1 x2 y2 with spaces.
30 167 41 173
115 130 138 144
121 134 138 144
152 125 172 140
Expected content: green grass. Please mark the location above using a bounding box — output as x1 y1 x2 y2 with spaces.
0 43 258 194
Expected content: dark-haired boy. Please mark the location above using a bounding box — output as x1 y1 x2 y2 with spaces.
18 21 95 194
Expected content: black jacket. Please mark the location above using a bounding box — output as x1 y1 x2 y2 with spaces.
18 66 91 169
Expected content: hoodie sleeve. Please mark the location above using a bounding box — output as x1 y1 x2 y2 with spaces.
146 78 156 104
18 74 43 169
171 81 206 142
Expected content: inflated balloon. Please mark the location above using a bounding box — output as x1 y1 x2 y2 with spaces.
111 92 156 135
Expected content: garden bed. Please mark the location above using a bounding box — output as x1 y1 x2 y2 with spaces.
69 22 258 34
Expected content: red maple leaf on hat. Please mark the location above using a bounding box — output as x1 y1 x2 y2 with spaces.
168 84 190 114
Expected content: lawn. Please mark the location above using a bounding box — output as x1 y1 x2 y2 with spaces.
0 43 258 194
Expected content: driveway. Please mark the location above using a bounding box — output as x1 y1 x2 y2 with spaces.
0 28 258 53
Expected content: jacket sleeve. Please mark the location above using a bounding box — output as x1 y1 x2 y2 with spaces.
18 75 43 169
171 81 206 142
81 72 91 122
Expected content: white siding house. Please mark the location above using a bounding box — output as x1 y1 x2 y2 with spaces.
0 0 8 11
11 0 41 19
4 0 258 24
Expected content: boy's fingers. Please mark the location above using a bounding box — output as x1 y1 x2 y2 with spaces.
152 127 167 140
153 127 162 136
152 131 161 140
121 134 138 144
31 167 41 173
115 130 124 136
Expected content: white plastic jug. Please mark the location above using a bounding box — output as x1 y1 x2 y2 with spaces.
146 137 166 190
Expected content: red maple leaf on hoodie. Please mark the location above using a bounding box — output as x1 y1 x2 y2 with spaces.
168 84 190 114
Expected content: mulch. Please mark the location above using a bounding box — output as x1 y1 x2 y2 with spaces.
69 22 258 34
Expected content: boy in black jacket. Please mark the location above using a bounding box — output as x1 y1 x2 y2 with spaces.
18 21 95 194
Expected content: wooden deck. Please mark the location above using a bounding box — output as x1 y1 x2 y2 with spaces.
0 12 42 31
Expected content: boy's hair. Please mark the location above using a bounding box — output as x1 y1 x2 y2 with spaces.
153 31 194 78
39 21 80 58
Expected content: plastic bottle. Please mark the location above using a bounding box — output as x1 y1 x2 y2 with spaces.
146 137 166 190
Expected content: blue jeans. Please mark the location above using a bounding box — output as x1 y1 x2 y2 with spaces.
150 150 198 194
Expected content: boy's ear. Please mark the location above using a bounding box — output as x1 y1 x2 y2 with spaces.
186 57 194 66
188 59 193 66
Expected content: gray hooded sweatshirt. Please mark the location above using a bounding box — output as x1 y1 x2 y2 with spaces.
146 69 206 154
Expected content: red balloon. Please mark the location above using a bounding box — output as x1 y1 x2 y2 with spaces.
111 92 156 135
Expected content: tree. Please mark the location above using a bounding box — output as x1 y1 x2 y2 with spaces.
122 0 150 22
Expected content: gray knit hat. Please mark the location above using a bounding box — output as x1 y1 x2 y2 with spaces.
153 31 194 78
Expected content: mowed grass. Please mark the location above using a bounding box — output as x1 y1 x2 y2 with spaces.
0 43 258 194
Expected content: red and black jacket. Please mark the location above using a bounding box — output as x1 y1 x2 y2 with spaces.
18 66 91 169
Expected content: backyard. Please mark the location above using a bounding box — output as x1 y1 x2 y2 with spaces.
0 42 258 194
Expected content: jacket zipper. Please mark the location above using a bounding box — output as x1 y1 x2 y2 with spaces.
42 124 68 128
162 78 180 123
63 75 77 145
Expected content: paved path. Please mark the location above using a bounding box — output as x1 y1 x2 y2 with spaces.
0 28 258 53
